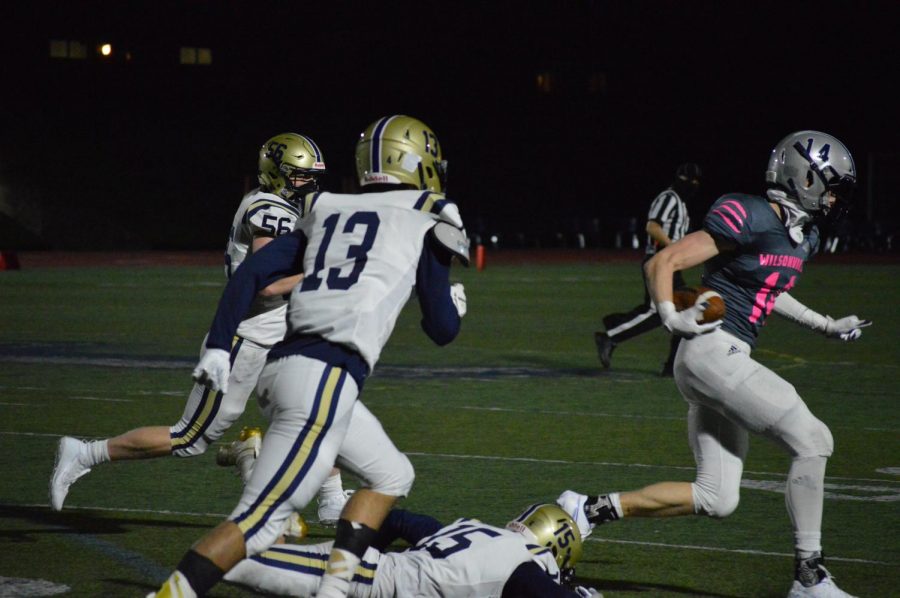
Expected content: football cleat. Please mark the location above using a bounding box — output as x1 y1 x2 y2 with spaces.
556 490 593 538
788 557 857 598
317 489 353 526
216 426 262 467
281 512 309 539
594 332 616 369
50 436 91 511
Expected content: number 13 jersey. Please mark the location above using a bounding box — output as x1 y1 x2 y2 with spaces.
289 189 464 370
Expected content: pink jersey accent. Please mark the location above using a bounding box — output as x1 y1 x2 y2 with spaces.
723 199 747 218
712 208 742 234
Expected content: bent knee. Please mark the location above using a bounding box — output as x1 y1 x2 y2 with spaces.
369 452 415 497
774 406 834 458
692 482 740 519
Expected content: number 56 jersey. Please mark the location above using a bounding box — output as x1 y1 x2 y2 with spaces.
288 189 464 370
225 188 301 346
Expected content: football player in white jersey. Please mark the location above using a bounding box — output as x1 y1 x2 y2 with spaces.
559 132 868 598
148 115 469 598
223 503 601 598
50 133 348 525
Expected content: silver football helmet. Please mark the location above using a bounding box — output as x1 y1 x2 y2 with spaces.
506 503 583 570
765 131 856 214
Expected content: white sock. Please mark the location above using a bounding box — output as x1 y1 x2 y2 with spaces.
318 471 344 499
785 456 826 553
317 548 358 598
608 492 625 519
236 452 255 485
86 440 110 466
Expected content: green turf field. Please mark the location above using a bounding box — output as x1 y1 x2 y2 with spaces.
1 257 898 597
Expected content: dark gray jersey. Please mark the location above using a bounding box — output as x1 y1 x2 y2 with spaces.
701 193 820 347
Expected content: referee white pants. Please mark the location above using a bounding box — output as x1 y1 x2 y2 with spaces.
674 328 833 543
231 354 414 555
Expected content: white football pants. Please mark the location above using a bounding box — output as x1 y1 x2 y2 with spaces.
674 328 833 552
231 354 414 555
170 335 269 456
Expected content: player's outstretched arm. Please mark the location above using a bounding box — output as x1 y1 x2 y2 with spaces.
773 292 871 341
370 509 443 550
501 561 585 597
416 234 462 345
206 231 307 351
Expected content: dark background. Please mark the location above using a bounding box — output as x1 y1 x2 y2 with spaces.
2 0 899 250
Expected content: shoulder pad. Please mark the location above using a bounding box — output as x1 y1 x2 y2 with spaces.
412 192 464 228
430 221 470 266
300 192 323 219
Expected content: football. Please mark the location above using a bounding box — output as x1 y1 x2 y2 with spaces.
672 286 726 324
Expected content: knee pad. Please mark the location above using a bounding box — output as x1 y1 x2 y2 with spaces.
369 452 415 497
692 480 740 519
772 404 834 458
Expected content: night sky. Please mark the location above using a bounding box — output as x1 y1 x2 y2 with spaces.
3 1 899 249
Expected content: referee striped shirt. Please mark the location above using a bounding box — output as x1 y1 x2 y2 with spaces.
645 189 690 257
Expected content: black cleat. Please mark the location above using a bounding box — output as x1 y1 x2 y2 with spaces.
594 331 616 369
660 361 675 377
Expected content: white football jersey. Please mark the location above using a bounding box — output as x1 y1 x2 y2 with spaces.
374 518 560 598
288 189 463 369
225 188 301 346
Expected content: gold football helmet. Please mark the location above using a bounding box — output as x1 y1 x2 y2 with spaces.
258 133 326 202
355 115 447 192
506 503 583 570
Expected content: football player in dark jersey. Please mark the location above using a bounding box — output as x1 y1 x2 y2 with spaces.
560 132 868 598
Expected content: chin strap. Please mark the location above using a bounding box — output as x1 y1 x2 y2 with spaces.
766 188 810 244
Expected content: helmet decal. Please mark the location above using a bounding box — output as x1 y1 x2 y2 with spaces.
370 115 397 175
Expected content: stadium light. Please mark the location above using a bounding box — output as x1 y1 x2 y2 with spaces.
100 43 112 57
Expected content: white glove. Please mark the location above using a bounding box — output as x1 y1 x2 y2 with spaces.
824 315 872 342
574 586 603 598
450 283 467 318
192 348 231 393
658 300 722 339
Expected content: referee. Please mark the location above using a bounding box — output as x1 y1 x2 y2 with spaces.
595 162 701 376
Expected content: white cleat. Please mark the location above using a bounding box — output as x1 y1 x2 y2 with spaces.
280 512 309 539
50 436 91 511
216 426 262 482
317 489 353 526
787 570 857 597
216 426 262 466
556 490 593 538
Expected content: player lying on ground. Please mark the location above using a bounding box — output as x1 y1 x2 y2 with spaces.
224 503 600 598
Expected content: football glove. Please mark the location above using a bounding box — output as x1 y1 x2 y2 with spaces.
658 300 722 339
192 348 231 393
450 283 467 318
574 586 603 598
824 315 872 342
